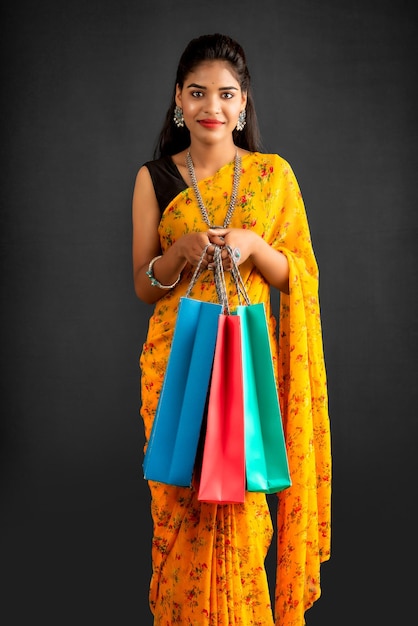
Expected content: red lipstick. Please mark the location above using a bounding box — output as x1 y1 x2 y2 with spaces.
198 119 224 128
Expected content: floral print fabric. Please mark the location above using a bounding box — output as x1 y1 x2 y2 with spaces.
139 152 331 625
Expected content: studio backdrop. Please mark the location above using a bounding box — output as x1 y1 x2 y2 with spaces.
1 1 416 625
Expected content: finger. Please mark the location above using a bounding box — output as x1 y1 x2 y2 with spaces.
208 229 228 243
209 236 225 246
208 228 229 235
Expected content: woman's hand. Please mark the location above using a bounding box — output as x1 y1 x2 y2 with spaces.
174 231 213 268
207 227 290 293
207 227 257 270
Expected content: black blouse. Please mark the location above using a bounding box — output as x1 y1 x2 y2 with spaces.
144 156 188 214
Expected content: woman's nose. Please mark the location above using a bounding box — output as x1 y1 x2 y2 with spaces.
203 95 221 115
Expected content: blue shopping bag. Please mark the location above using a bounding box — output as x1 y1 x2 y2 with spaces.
143 295 222 486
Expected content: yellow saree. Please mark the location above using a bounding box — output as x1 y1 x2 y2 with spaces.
140 152 331 626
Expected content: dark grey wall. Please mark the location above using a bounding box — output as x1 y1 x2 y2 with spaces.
1 1 416 624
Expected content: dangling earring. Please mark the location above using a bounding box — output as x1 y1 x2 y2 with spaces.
173 105 184 128
236 110 246 131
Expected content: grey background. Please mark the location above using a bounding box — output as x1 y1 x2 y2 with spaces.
1 1 416 624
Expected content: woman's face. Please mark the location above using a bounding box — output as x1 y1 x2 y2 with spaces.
175 60 247 145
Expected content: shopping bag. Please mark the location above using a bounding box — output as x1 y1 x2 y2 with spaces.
235 302 291 493
143 249 222 486
198 313 246 504
143 297 222 485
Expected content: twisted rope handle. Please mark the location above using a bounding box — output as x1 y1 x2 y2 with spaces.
184 244 211 298
184 243 252 310
225 245 251 306
213 245 251 313
213 246 229 313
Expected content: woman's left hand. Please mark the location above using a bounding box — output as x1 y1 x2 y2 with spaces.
207 228 257 270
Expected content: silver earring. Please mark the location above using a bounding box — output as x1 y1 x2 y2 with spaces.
173 105 184 128
236 110 246 131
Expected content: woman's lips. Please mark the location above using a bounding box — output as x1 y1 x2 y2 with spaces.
198 119 224 128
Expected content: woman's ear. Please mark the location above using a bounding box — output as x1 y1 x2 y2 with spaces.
175 84 182 108
241 90 248 109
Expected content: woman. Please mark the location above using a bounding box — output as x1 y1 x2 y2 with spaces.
132 33 331 626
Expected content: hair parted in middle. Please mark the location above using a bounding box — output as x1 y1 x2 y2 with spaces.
154 33 262 158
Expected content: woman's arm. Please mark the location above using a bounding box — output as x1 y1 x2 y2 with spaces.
132 166 213 304
207 228 290 295
132 166 185 304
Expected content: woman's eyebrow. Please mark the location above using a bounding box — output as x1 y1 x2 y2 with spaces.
186 82 238 91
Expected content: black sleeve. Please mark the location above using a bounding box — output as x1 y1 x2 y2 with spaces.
144 156 188 214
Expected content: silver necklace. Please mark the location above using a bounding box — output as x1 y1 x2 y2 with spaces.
186 150 242 228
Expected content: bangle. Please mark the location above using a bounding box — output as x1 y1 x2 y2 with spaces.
146 255 181 289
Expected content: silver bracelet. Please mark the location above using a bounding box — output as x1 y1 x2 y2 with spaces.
146 255 181 289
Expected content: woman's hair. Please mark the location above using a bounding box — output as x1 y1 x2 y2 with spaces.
154 33 262 158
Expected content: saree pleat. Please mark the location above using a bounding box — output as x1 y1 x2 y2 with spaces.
149 485 274 625
140 152 331 625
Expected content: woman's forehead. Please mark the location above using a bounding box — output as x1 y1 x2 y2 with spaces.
184 60 239 86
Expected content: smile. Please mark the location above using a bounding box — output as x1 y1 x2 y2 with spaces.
198 119 224 128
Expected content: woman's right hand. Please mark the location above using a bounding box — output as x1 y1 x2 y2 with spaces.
174 231 213 268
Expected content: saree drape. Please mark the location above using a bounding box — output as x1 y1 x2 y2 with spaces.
139 152 331 626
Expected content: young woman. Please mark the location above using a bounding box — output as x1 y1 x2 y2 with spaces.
132 33 331 626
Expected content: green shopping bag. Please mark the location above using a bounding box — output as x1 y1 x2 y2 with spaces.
235 302 291 494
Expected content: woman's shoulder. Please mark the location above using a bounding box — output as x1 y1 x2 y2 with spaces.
143 154 176 174
142 154 188 214
246 151 290 165
244 151 294 175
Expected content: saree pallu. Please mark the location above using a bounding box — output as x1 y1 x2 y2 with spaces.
139 152 331 626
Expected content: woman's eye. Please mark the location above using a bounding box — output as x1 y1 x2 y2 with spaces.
221 92 233 99
191 91 204 98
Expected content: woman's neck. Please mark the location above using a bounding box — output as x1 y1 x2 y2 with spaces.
187 139 237 174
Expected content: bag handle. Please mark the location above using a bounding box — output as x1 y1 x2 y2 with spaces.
225 244 251 307
213 245 251 314
185 243 251 311
184 244 211 298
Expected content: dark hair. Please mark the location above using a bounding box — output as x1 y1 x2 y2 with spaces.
154 33 262 158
